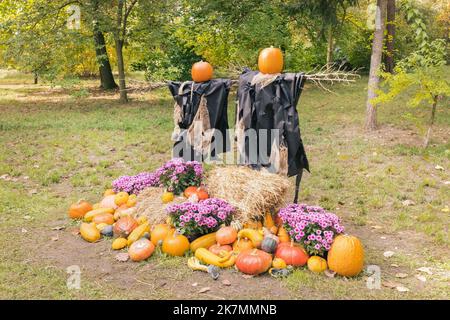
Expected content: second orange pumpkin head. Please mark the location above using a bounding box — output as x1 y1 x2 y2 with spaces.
258 46 284 74
191 61 213 82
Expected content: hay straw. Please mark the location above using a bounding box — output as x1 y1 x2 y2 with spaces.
135 187 185 224
206 166 290 222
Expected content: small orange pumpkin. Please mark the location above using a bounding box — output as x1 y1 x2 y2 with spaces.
68 200 93 219
235 249 272 275
216 226 238 245
150 224 172 246
162 230 190 256
113 216 138 238
92 212 115 225
129 238 155 262
327 234 364 277
209 244 233 255
191 61 213 82
275 242 309 266
307 256 328 273
258 46 284 74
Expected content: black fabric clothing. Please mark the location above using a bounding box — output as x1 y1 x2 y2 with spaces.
236 69 309 177
168 79 231 161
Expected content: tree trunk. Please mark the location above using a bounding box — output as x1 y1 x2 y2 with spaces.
423 96 438 148
326 26 334 66
385 0 396 73
365 0 387 131
94 29 118 90
33 72 38 84
115 38 128 103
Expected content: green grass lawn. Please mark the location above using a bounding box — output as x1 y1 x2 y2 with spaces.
0 73 448 299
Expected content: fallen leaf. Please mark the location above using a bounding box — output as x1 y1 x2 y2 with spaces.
371 225 383 229
395 273 408 278
416 267 433 275
23 215 31 220
28 189 38 195
415 275 426 282
51 226 65 231
51 236 59 241
434 165 444 171
383 251 395 258
71 229 80 236
115 253 129 262
390 264 399 268
242 274 254 279
198 287 211 293
396 286 409 292
402 200 415 206
21 228 28 233
380 236 387 240
382 281 399 289
191 282 198 287
222 279 231 286
441 206 449 213
324 269 336 278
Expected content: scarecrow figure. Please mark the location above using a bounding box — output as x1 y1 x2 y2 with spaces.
168 79 231 162
235 69 309 203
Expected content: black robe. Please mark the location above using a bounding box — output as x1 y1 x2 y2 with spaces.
236 69 309 178
168 79 231 161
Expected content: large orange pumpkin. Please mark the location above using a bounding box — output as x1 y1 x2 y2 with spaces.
150 224 172 246
68 200 93 219
216 226 237 245
162 231 190 256
235 249 272 275
113 216 138 238
191 61 213 82
258 47 284 74
129 238 155 262
327 235 364 277
275 242 309 266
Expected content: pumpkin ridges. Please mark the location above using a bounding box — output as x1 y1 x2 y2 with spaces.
236 249 272 275
191 61 213 82
327 234 364 277
275 242 309 266
113 216 138 238
216 226 238 245
68 200 93 219
150 224 172 246
162 231 190 256
129 238 155 262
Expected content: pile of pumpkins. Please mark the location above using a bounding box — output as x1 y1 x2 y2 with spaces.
68 189 192 262
69 190 364 277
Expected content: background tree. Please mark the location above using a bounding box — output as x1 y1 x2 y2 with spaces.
365 0 387 131
385 0 396 73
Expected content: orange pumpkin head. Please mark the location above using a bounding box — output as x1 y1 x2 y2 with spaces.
113 216 138 238
162 230 190 256
191 61 213 82
275 242 309 266
68 200 93 219
216 226 238 245
235 249 272 275
258 47 284 74
327 234 364 277
129 238 155 262
150 224 172 246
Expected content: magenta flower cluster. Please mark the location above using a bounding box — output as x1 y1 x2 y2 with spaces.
155 158 203 195
278 204 345 256
112 172 158 195
112 158 203 195
167 198 235 236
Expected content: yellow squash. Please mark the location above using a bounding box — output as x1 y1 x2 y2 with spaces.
80 223 101 243
84 208 114 222
190 232 217 253
237 228 264 248
195 248 236 268
127 221 151 246
112 237 128 250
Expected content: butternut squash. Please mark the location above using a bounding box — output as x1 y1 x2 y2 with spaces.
189 232 217 253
